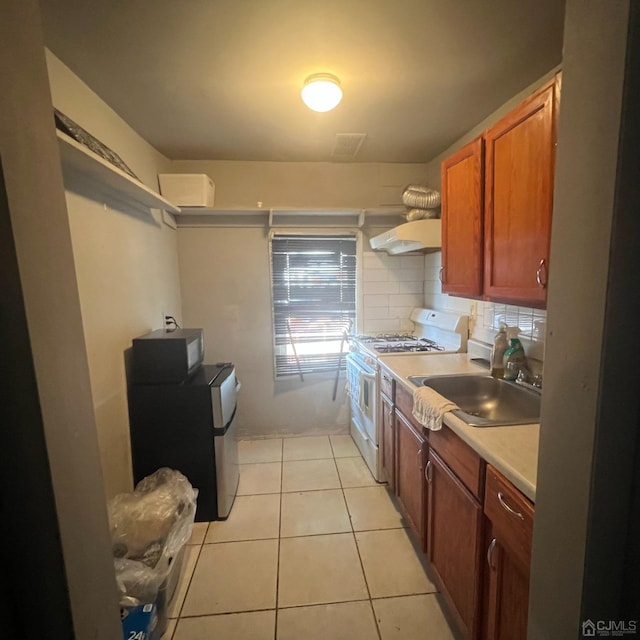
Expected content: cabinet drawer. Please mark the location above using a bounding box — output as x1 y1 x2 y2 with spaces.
380 369 395 401
395 383 423 432
484 465 534 570
429 426 484 500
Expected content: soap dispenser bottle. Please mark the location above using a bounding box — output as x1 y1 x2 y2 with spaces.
490 323 509 378
503 327 526 381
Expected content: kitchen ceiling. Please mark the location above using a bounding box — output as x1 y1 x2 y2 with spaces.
38 0 565 163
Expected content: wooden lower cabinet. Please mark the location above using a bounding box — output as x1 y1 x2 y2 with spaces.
482 521 531 640
426 450 483 639
395 409 426 546
388 382 534 640
482 465 535 640
380 392 395 490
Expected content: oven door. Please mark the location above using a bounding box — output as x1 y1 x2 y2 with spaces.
346 353 377 444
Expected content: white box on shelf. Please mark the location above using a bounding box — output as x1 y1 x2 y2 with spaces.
158 174 215 207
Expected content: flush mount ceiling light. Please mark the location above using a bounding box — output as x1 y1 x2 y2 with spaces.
301 73 343 112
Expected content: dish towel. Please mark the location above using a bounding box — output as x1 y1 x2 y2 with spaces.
412 386 458 431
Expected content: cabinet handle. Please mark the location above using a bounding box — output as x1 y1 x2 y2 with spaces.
417 448 423 469
424 460 433 482
439 266 444 283
535 259 547 288
497 491 525 520
487 538 497 570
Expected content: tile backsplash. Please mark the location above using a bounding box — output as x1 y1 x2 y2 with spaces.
423 251 547 360
479 302 547 342
359 248 547 362
361 250 425 334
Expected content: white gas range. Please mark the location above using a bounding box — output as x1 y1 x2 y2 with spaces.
346 308 469 481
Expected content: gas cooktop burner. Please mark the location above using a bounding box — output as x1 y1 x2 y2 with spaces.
373 340 445 354
377 333 416 341
349 310 468 357
355 333 415 343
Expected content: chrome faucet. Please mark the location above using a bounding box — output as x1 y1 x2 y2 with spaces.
515 367 543 392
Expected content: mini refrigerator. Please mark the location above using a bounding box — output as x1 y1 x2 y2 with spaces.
127 329 240 521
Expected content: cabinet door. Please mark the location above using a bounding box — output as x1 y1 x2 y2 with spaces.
482 466 534 640
483 523 530 640
441 136 484 297
395 409 426 547
426 450 483 639
484 79 556 307
380 393 395 490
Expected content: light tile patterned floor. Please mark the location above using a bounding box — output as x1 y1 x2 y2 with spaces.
166 435 460 640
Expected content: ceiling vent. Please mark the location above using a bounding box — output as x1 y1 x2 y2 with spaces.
332 133 367 160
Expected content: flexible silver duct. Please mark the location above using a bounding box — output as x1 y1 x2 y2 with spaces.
402 185 441 209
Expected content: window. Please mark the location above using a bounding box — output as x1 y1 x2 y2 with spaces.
270 233 357 378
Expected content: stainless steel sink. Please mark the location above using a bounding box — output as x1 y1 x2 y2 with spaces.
407 374 540 427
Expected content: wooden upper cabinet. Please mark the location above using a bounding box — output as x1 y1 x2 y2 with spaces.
441 137 484 297
483 78 558 307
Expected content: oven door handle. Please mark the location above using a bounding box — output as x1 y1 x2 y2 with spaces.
347 353 376 376
358 373 366 412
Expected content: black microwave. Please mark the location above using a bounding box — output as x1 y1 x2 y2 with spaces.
131 328 204 384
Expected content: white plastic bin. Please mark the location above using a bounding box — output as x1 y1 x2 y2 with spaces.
158 174 215 207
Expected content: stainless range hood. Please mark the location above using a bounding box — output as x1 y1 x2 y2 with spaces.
369 219 441 255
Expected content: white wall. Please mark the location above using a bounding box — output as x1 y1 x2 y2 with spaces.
178 224 353 437
46 51 184 498
530 1 634 634
167 160 428 210
1 5 120 637
174 161 429 437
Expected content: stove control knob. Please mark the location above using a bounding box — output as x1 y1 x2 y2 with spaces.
365 356 376 367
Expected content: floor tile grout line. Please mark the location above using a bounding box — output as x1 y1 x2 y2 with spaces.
330 452 346 491
335 453 385 640
283 455 334 462
172 539 205 630
200 526 407 547
338 463 373 637
178 436 449 637
337 449 385 640
177 606 277 621
349 526 384 640
174 588 441 621
328 433 337 458
273 437 284 640
368 598 384 640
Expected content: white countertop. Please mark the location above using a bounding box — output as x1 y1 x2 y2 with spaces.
378 353 539 502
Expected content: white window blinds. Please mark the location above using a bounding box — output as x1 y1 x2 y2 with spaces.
271 234 357 378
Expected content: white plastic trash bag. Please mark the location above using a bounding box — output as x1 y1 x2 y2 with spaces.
108 468 198 606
